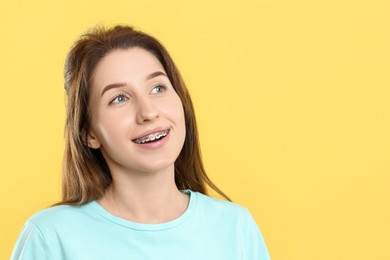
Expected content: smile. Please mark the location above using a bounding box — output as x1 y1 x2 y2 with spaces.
132 129 170 144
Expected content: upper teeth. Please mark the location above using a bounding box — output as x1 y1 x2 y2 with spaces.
134 130 169 144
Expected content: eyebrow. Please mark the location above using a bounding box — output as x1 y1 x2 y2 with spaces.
100 71 168 97
146 71 167 81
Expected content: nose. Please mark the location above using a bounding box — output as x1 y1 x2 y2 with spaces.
135 96 159 123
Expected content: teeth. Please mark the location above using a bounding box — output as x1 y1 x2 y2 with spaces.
134 130 169 144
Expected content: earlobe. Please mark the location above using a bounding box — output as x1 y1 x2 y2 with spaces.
82 128 101 149
87 131 101 149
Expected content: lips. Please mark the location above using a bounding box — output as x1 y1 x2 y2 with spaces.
132 129 170 144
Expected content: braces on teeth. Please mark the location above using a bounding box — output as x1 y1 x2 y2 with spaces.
134 130 169 144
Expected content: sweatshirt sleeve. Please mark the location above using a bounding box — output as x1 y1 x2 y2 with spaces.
11 220 48 260
241 208 271 260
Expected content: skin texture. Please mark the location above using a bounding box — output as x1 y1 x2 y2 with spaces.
87 48 189 223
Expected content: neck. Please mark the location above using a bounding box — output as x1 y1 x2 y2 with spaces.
98 166 189 224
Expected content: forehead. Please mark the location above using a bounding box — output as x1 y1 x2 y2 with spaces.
91 47 165 88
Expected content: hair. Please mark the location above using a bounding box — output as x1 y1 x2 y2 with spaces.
58 24 231 205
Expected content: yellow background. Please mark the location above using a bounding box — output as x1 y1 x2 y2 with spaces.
1 0 389 259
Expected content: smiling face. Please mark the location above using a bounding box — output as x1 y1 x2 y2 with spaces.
87 47 186 176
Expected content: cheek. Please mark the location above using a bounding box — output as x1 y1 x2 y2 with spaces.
167 97 185 126
174 101 187 143
93 109 135 145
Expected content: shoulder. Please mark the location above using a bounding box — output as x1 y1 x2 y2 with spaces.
192 192 271 259
194 191 248 211
30 204 81 222
26 203 93 233
11 205 86 260
191 191 252 223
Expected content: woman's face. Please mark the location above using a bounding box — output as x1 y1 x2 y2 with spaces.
87 47 186 175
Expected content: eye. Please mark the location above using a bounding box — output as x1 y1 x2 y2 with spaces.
110 94 128 104
150 84 166 94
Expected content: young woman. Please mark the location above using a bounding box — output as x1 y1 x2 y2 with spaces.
12 25 270 259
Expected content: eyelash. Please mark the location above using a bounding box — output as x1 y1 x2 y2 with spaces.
108 84 167 105
151 84 167 94
110 92 128 104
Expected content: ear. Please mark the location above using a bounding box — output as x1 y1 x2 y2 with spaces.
82 128 101 149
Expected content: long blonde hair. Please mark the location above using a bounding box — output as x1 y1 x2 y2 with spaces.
58 25 230 205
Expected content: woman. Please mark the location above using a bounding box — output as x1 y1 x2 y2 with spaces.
12 25 270 259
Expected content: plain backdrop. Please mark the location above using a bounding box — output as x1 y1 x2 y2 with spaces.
1 0 389 259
